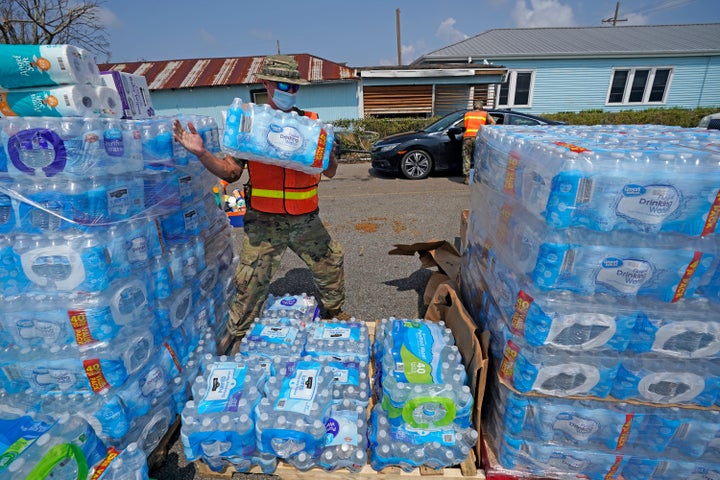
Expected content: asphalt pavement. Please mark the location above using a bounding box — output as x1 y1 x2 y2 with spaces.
149 160 472 479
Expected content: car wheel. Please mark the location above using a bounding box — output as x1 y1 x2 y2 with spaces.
400 149 432 179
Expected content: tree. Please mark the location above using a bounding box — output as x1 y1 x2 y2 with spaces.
0 0 109 61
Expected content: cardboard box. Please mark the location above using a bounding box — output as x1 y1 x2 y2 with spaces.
388 239 463 304
100 71 155 119
460 209 470 255
390 239 489 468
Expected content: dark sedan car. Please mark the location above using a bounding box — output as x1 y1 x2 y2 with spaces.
371 109 563 179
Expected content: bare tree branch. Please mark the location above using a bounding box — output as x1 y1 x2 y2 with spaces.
0 0 109 60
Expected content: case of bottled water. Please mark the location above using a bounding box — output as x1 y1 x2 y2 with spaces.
468 181 717 302
611 353 720 406
237 318 307 360
255 358 335 460
0 326 155 395
368 403 478 472
475 124 720 237
2 413 108 480
222 99 334 174
304 320 370 363
0 117 144 178
261 293 319 326
488 378 720 459
497 336 620 398
375 318 472 429
286 399 368 472
0 410 56 476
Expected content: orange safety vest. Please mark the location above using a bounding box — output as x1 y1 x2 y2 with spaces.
246 109 322 215
463 110 489 138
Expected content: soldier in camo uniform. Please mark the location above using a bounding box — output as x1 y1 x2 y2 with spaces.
173 54 349 340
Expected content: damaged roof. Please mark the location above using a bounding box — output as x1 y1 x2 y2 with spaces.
97 53 357 91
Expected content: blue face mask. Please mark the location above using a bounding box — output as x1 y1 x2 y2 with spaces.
272 89 297 111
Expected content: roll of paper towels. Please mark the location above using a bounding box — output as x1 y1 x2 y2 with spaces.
0 84 99 117
0 44 102 89
95 86 123 118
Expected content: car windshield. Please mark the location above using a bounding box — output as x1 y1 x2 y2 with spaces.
423 111 464 133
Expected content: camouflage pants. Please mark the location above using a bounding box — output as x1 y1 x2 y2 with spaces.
462 137 475 177
227 208 345 337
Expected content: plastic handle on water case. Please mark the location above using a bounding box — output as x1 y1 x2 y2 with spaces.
403 396 456 429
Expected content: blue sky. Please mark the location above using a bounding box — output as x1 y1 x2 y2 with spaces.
101 0 719 66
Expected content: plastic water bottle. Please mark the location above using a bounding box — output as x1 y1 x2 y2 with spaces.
140 117 174 165
17 179 74 234
328 359 371 407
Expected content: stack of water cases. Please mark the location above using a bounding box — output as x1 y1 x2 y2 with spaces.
181 293 372 473
461 123 720 479
0 44 238 479
369 318 478 471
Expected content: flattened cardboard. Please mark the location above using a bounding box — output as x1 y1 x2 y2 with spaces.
425 281 489 468
388 240 462 301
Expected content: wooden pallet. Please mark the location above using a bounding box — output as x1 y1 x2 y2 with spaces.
195 450 483 479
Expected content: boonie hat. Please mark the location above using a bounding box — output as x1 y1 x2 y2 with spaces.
255 55 310 85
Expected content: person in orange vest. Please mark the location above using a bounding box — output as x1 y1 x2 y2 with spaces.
173 55 349 340
462 100 496 184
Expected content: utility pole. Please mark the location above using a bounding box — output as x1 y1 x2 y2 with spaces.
396 8 402 66
602 1 627 26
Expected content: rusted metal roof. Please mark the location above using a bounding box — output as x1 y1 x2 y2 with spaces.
97 53 357 91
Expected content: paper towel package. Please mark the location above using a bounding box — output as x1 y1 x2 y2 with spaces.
0 44 102 89
101 71 155 119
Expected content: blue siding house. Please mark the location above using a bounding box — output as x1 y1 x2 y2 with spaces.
412 23 720 116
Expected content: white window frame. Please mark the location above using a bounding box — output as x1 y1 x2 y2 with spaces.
605 66 674 106
496 70 535 108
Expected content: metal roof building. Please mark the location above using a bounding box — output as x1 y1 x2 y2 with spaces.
415 23 720 62
98 54 359 122
413 23 720 115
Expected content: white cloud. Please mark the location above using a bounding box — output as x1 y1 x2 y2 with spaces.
199 28 216 45
96 6 120 27
436 18 469 44
623 13 649 25
512 0 577 27
249 29 275 42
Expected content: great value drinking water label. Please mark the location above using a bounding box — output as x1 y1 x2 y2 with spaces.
552 412 600 442
266 123 304 155
596 257 652 295
616 184 680 226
